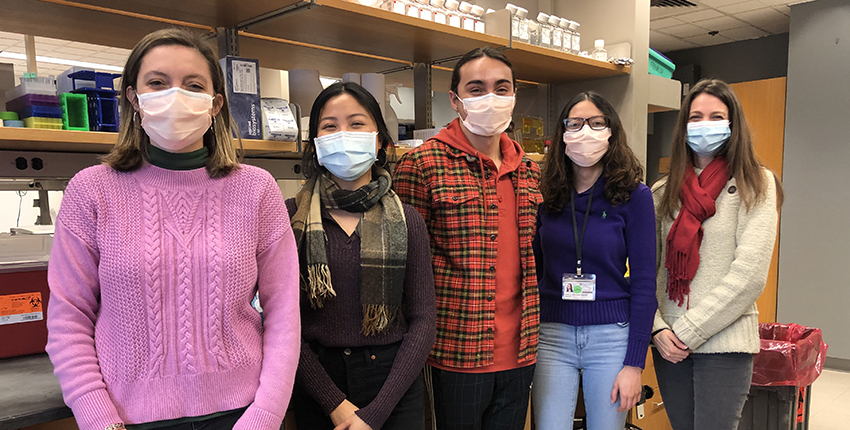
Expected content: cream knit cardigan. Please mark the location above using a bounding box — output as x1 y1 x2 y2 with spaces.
652 168 778 354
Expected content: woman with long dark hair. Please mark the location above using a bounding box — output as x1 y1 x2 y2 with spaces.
532 91 657 430
652 79 783 430
288 82 436 430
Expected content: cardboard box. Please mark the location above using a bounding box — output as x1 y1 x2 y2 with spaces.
219 56 262 140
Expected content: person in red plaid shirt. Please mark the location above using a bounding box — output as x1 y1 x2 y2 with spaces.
393 47 542 430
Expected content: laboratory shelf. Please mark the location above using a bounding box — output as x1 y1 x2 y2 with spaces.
0 128 298 158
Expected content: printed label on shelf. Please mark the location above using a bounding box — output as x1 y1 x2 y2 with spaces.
231 60 258 95
0 292 44 326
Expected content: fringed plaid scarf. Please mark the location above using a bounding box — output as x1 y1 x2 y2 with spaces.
291 167 407 335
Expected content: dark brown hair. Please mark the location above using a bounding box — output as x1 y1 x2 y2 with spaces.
450 47 516 94
656 79 784 219
103 28 240 178
540 91 644 213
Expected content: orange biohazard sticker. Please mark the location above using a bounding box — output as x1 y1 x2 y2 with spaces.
0 292 44 326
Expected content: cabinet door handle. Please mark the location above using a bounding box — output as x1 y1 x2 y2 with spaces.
654 401 664 407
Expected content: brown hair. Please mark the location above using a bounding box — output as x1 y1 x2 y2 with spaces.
540 91 644 213
656 79 784 220
102 28 240 178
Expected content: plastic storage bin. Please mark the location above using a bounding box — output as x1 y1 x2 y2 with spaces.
68 71 121 132
20 105 64 119
59 93 90 131
6 75 57 101
23 117 63 129
5 94 60 113
649 48 675 79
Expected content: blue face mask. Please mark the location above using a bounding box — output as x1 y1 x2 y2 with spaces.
687 120 731 157
315 131 378 181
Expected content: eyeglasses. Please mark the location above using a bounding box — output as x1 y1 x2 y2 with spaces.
563 116 609 132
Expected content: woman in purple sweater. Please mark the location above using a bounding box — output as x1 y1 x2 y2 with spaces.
287 82 436 430
46 29 300 430
532 92 657 430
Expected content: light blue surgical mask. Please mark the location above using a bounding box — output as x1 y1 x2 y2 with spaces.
687 120 731 157
314 131 378 181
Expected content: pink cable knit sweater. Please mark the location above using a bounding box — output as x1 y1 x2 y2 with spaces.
46 163 300 430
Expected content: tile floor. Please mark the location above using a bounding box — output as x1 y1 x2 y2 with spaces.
808 368 850 430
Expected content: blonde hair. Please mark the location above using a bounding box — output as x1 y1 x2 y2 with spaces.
657 79 784 219
103 28 241 178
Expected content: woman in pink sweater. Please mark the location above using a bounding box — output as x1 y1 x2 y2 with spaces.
45 29 300 430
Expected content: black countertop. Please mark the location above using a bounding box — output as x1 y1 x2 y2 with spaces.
0 354 72 430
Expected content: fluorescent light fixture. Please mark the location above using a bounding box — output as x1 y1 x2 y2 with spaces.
320 77 340 88
0 51 123 73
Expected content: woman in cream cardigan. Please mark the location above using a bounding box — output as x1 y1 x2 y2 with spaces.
651 79 783 430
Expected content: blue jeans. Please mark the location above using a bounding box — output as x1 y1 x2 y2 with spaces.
532 322 630 430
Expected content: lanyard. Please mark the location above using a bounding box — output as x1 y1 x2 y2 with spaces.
570 182 595 275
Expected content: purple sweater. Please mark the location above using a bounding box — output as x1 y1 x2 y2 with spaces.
533 176 657 368
285 199 436 430
46 164 300 430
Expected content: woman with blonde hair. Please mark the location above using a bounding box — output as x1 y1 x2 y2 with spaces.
46 28 300 430
652 79 783 430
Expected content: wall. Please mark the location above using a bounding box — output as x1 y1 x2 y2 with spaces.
663 33 789 85
777 0 850 364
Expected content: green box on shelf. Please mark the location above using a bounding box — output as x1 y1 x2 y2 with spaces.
649 48 676 79
59 93 89 131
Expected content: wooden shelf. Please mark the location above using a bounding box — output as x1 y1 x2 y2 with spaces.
0 128 298 158
244 0 506 67
503 42 630 84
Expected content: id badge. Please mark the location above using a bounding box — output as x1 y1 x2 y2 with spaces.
562 273 596 301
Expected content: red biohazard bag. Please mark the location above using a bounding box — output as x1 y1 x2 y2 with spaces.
751 323 828 387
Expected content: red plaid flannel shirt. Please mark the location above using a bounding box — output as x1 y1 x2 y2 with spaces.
393 126 542 369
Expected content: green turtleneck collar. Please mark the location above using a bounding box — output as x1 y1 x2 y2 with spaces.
147 142 209 171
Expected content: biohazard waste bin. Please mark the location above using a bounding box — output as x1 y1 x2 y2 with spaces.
738 323 828 430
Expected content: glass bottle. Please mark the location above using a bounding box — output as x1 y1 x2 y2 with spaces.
516 7 529 43
445 0 462 28
549 15 563 51
506 3 520 41
592 39 608 62
430 0 447 24
384 0 408 14
528 20 540 45
414 0 432 21
559 18 572 53
569 21 581 54
406 0 419 17
536 13 552 49
471 5 486 33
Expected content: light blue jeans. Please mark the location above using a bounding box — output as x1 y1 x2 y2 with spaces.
532 322 630 430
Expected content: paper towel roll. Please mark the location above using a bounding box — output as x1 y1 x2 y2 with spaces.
342 73 361 85
288 69 324 118
360 73 386 114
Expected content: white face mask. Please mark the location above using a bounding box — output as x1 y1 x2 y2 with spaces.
315 131 378 182
458 93 515 137
138 87 213 152
563 125 612 167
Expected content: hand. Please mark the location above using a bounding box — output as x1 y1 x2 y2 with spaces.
610 365 642 413
653 329 690 363
329 399 359 427
333 412 374 430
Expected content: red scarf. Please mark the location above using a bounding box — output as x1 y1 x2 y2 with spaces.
665 157 730 307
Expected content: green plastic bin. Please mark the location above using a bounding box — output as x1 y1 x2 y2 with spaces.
649 48 676 79
59 93 89 131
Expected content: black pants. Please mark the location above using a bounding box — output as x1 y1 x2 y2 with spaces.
653 349 754 430
290 341 425 430
431 364 534 430
126 408 245 430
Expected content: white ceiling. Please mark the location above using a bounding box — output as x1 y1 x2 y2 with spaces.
650 0 812 53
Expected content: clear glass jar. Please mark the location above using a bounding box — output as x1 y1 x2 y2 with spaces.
528 21 540 45
592 39 608 61
559 18 572 53
548 15 563 51
569 21 581 54
536 13 552 49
